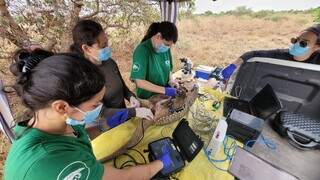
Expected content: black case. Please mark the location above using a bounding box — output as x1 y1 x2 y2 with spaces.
274 111 320 149
148 119 204 177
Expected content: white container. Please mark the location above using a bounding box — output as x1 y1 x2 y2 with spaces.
206 117 228 158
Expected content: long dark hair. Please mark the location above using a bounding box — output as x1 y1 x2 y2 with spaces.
304 24 320 45
12 50 105 113
141 21 178 43
70 19 104 54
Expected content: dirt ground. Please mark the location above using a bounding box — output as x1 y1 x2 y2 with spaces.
0 13 314 178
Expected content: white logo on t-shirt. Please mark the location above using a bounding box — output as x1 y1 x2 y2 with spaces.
57 161 90 180
63 168 85 180
165 60 170 66
133 63 140 72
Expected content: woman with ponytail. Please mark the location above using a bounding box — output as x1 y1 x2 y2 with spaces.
130 21 178 99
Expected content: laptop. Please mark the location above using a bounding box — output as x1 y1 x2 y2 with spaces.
229 146 300 180
223 84 282 120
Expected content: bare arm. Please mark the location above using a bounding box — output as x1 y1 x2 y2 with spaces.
237 49 287 65
117 65 136 101
135 79 165 94
102 160 163 180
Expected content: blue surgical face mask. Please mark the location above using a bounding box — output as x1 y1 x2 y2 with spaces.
66 104 103 126
98 47 112 61
289 43 310 57
156 43 170 53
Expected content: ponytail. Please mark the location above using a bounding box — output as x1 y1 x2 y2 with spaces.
141 22 161 42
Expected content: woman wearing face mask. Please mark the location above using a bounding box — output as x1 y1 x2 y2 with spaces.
5 52 171 180
221 24 320 80
70 20 154 135
130 21 178 99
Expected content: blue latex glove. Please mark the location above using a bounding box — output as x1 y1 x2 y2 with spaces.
221 64 237 79
106 109 129 128
159 144 171 169
164 87 177 97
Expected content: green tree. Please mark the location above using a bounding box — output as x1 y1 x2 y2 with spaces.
0 0 160 55
314 7 320 22
179 0 196 17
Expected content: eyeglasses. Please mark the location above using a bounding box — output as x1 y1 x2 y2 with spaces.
291 37 308 48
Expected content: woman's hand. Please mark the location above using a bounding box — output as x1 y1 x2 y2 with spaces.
135 107 154 120
158 144 172 170
164 87 177 97
130 96 140 108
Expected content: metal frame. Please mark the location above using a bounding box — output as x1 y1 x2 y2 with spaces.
0 80 15 143
151 0 191 24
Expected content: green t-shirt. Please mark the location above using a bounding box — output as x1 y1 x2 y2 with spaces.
4 124 104 180
130 39 173 99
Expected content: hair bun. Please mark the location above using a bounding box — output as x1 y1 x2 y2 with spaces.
22 55 44 73
18 49 54 74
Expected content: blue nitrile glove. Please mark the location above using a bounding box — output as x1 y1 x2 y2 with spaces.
164 87 177 97
221 64 237 80
106 109 129 128
158 144 172 169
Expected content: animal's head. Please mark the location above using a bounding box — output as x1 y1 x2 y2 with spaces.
148 79 198 121
171 79 199 108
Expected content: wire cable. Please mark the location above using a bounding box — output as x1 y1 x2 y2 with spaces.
204 136 237 172
130 148 147 164
114 148 147 169
245 134 277 150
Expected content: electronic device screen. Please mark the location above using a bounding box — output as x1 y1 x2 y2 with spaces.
229 146 299 180
250 84 282 119
149 138 185 176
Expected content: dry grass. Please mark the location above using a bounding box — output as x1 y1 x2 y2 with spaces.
171 14 313 67
0 13 314 178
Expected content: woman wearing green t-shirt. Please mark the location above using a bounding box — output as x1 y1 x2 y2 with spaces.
4 51 171 180
130 21 178 99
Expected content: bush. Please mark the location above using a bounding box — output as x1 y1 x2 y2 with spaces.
251 10 273 18
203 10 214 16
232 6 253 16
218 7 314 23
313 7 320 22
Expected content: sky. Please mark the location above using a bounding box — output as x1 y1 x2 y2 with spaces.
195 0 320 14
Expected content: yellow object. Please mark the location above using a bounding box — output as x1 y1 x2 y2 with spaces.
202 87 229 102
91 118 139 160
91 89 236 180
